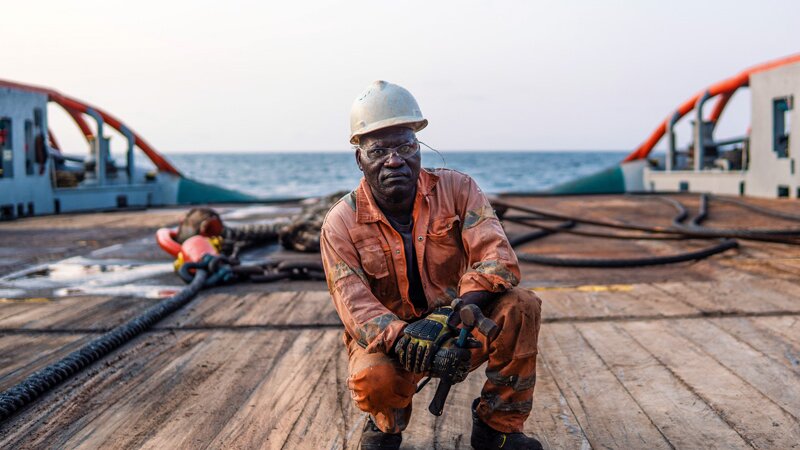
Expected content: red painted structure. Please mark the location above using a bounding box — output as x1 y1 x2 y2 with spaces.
0 78 180 175
624 53 800 162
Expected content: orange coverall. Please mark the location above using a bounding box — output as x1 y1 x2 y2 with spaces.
321 169 542 434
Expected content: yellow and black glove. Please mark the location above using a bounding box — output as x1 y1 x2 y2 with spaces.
430 338 474 383
394 307 457 373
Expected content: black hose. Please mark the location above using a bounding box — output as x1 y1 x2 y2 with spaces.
492 199 680 234
516 239 739 268
709 194 800 222
503 196 741 267
0 269 209 423
493 198 800 244
504 217 689 241
659 196 800 242
507 221 574 246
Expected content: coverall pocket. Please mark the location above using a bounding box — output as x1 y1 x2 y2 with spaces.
355 238 390 279
425 216 464 286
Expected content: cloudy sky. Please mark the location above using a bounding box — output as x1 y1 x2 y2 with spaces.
4 1 798 154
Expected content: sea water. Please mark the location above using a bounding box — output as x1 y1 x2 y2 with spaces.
168 151 628 200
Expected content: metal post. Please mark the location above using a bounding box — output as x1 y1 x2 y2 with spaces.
694 91 711 171
120 124 135 183
85 108 106 185
667 111 680 171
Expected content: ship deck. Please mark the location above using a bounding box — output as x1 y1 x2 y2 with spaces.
1 194 799 449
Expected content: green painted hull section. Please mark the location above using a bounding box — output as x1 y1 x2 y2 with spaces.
549 164 626 194
177 177 261 204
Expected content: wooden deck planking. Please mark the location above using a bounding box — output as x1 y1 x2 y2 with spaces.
0 332 94 391
536 283 701 322
753 316 800 347
712 317 800 374
538 323 672 449
0 210 185 276
1 195 800 448
0 329 345 449
522 359 590 450
623 320 800 448
155 290 341 329
0 295 155 331
577 321 751 449
652 280 795 315
673 318 800 419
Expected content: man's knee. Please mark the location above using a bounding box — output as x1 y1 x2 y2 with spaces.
348 362 416 411
493 287 542 329
488 288 542 360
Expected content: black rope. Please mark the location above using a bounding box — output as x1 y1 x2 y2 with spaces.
231 260 326 283
507 221 575 246
493 197 800 245
501 196 743 268
707 194 800 222
659 196 800 242
504 217 689 241
516 239 738 268
223 224 281 243
0 269 209 423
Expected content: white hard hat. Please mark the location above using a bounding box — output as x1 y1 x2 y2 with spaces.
349 80 428 144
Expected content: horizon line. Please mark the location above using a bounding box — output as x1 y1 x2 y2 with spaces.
162 148 641 155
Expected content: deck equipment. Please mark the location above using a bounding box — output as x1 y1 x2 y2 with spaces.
551 53 800 198
0 79 259 219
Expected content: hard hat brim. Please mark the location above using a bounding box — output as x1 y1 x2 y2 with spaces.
350 117 428 145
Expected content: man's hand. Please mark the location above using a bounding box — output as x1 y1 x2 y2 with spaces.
429 338 473 383
394 307 457 373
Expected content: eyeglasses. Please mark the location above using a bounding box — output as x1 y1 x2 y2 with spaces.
357 141 420 162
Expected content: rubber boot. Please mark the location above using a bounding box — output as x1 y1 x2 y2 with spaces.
471 399 543 450
359 417 402 450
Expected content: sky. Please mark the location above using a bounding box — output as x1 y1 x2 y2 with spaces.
3 0 799 154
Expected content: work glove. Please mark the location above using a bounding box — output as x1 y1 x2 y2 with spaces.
429 338 473 383
394 307 458 373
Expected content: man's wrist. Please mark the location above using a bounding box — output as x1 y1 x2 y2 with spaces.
458 290 501 311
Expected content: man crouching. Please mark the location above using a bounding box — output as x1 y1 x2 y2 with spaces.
321 80 543 450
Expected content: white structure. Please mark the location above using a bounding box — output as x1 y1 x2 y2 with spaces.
645 62 799 198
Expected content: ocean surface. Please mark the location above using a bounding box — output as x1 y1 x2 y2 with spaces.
167 151 628 200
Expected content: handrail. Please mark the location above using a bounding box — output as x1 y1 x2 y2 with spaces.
623 53 800 162
0 78 180 175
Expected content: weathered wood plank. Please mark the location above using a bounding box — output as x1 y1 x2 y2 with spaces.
200 330 341 450
712 317 800 374
578 321 750 449
653 280 785 315
751 316 800 347
0 209 185 276
156 290 340 328
525 358 590 450
538 323 672 449
0 329 342 449
623 320 800 448
0 295 153 331
0 332 93 390
673 318 800 419
538 282 700 322
272 344 362 450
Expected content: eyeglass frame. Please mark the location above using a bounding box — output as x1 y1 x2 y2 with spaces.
355 140 421 162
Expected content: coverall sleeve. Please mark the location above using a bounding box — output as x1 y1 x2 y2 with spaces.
320 225 407 354
456 175 521 296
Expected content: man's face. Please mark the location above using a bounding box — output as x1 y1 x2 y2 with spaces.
355 127 421 203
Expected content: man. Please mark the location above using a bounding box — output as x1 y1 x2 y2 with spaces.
321 80 543 450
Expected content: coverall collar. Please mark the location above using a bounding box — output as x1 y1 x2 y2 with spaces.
356 169 440 224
